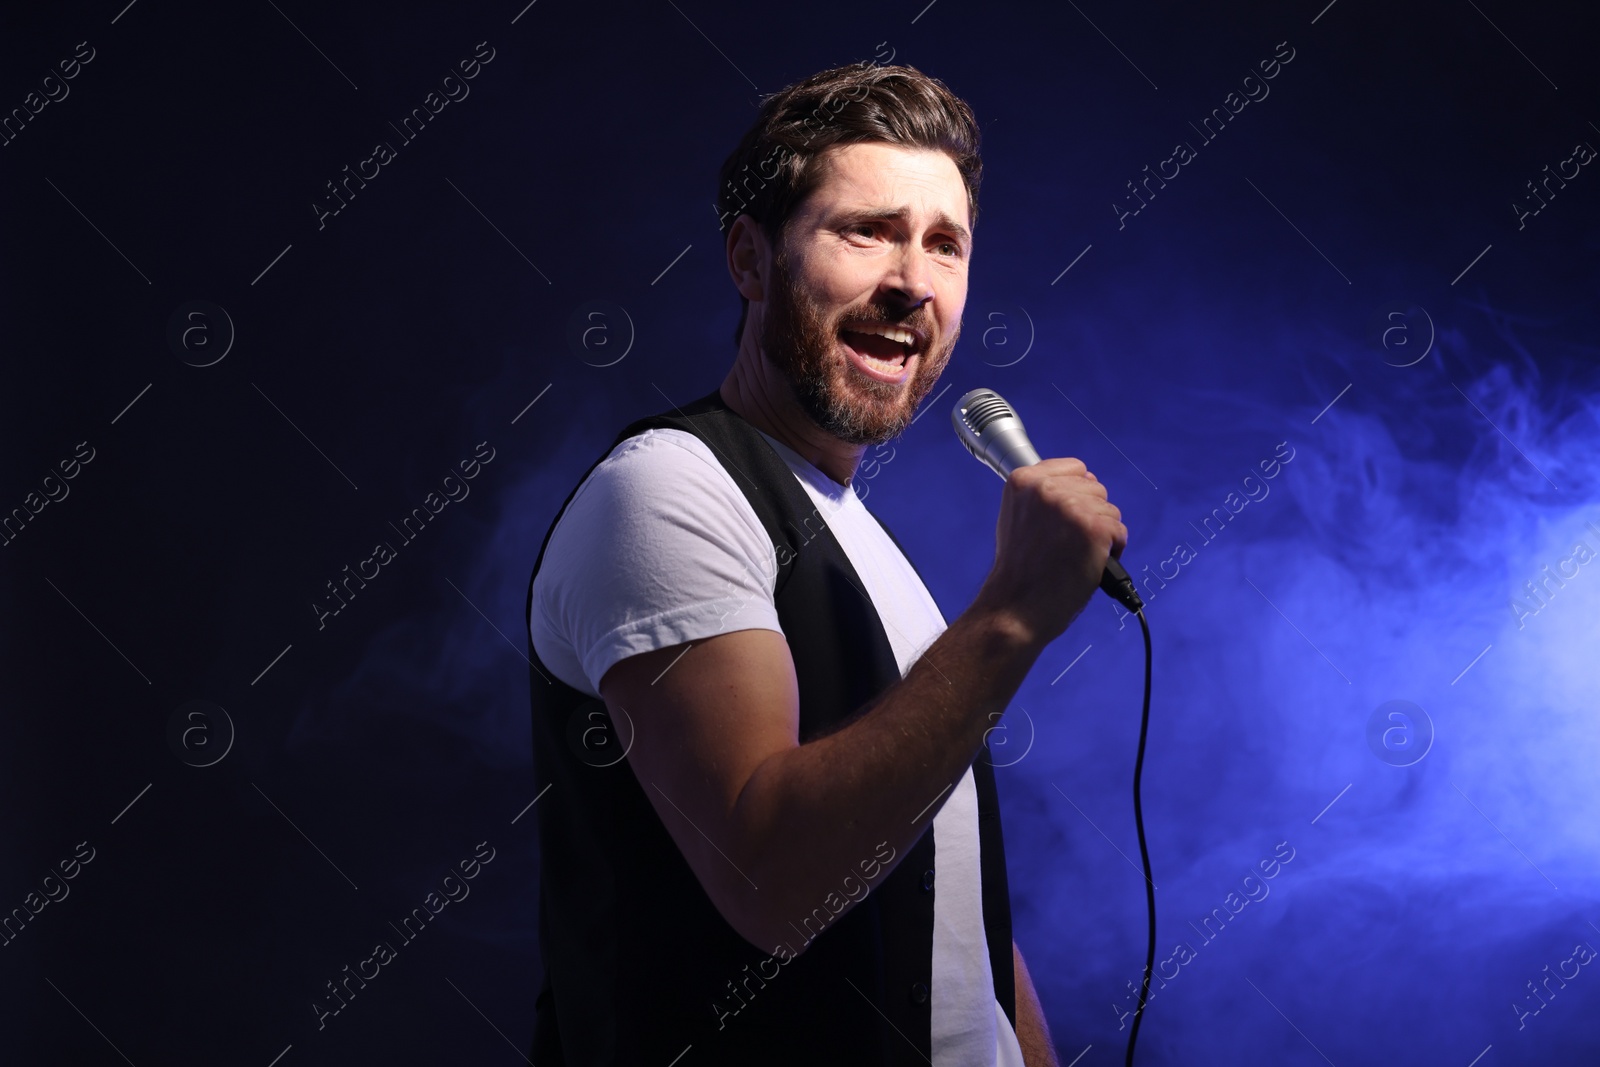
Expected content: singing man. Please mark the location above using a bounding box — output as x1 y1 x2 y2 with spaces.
526 60 1126 1066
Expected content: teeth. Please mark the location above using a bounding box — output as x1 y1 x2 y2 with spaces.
844 323 916 349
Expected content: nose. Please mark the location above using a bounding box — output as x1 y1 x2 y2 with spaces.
884 245 936 311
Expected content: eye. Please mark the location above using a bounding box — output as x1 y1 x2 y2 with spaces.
848 223 876 238
935 240 962 257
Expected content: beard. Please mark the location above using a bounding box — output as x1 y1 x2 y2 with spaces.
759 246 958 446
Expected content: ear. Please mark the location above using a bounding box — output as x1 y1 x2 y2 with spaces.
726 214 770 303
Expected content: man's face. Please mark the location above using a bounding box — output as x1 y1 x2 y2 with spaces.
757 142 970 446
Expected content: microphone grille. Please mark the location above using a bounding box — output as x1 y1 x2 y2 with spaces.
956 389 1015 436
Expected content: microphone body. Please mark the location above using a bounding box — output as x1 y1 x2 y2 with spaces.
952 388 1143 613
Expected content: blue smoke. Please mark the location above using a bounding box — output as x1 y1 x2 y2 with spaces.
921 297 1600 1064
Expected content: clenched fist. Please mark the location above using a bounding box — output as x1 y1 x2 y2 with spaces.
971 458 1128 647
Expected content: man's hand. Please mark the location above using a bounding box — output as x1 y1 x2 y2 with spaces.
973 458 1127 647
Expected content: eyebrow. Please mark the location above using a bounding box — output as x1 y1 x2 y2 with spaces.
833 206 971 248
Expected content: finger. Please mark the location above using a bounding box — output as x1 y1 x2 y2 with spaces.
1034 457 1087 477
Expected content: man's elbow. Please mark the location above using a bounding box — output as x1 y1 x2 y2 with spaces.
696 886 799 959
714 855 867 962
706 859 816 960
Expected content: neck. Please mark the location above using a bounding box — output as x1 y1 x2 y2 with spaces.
719 339 865 488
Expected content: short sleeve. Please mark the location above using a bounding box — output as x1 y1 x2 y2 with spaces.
530 428 783 697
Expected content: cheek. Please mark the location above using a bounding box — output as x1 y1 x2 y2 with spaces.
806 254 881 311
929 315 962 361
938 273 967 312
825 286 876 323
934 316 960 350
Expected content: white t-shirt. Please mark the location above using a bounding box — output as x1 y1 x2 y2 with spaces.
529 426 1025 1067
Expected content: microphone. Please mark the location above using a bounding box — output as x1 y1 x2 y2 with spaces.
952 388 1143 613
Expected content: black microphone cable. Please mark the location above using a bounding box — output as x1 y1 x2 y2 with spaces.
949 388 1158 1062
1124 606 1155 1067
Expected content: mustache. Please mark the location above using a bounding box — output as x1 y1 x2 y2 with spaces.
833 310 932 332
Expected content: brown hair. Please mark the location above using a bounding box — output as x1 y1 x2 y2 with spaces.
716 62 983 346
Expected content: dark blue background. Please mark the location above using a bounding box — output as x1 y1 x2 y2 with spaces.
2 0 1596 1063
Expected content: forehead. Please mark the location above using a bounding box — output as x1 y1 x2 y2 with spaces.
799 142 970 231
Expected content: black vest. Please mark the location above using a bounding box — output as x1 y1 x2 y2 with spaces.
525 388 1015 1065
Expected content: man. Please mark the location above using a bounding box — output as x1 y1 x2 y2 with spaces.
526 61 1126 1065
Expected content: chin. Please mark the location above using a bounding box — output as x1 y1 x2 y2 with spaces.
812 374 923 445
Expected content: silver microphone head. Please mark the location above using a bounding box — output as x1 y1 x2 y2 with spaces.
951 388 1042 479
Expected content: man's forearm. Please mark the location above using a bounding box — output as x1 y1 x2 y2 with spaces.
731 601 1046 948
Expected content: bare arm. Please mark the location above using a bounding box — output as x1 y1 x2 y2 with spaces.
600 602 1041 950
600 458 1125 952
1013 939 1061 1067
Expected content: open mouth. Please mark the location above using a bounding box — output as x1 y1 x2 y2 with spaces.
839 324 918 380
